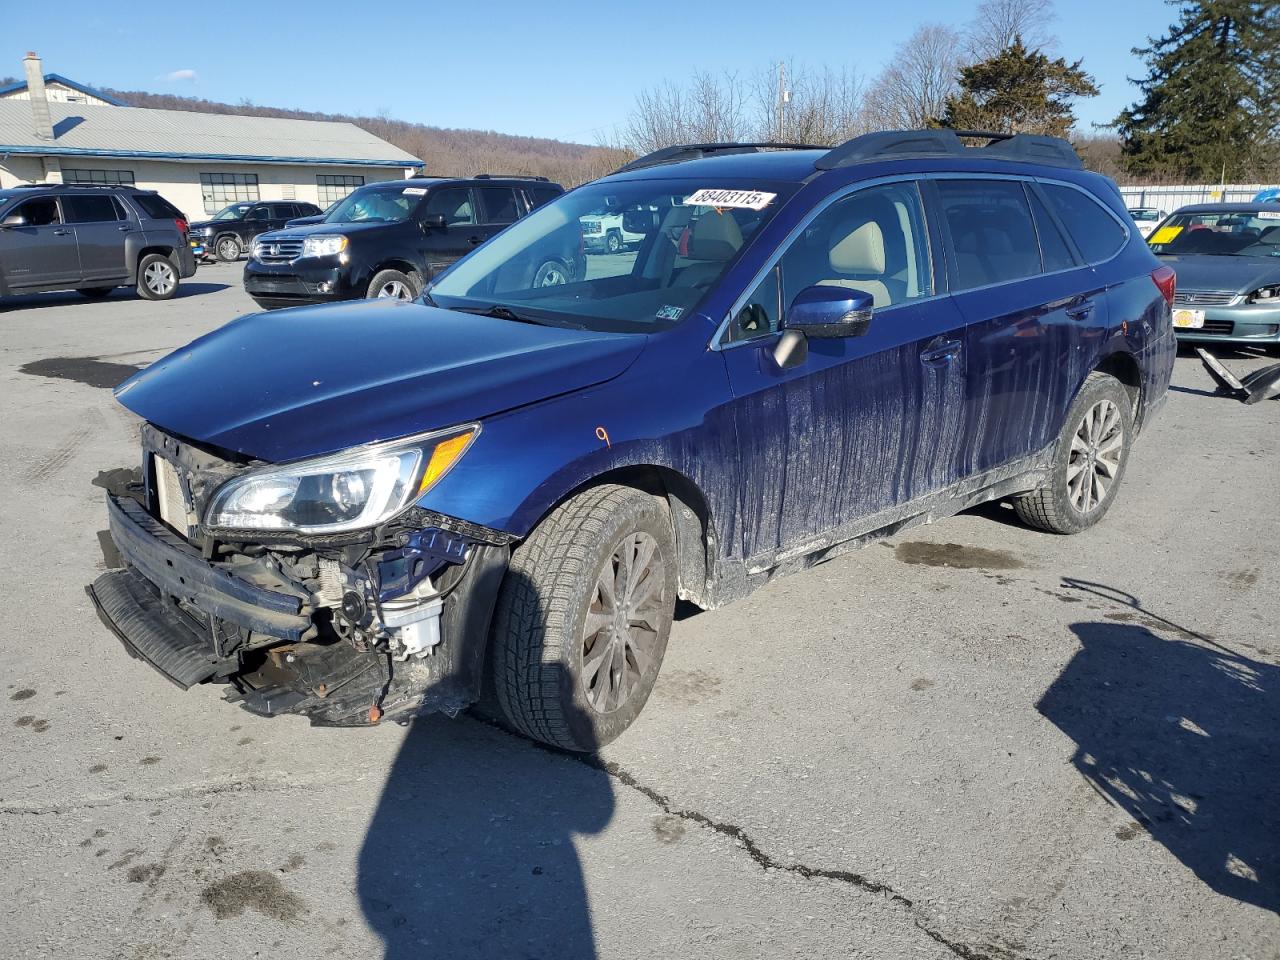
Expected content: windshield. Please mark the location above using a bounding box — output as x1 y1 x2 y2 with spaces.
429 178 796 332
213 203 253 221
325 185 420 224
1149 210 1280 258
1129 209 1160 221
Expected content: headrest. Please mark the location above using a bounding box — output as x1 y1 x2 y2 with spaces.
687 213 743 261
830 220 886 275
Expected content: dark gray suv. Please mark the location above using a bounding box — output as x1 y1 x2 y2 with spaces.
0 184 197 302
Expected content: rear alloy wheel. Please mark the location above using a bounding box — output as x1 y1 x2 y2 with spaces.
1014 371 1133 534
78 287 115 299
367 269 419 301
533 260 569 287
136 254 178 301
491 484 676 751
215 236 241 262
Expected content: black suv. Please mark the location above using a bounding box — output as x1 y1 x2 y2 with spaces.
0 184 197 302
242 176 569 308
189 201 322 263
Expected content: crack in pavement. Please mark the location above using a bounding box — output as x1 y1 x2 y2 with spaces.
0 774 369 815
477 718 1027 960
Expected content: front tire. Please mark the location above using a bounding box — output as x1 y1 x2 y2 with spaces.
214 235 241 262
367 269 419 301
606 230 622 254
491 484 676 751
532 259 569 287
136 254 178 301
1014 372 1133 534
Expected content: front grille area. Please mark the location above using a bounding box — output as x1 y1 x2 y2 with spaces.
1174 289 1237 306
1201 319 1235 335
253 239 304 263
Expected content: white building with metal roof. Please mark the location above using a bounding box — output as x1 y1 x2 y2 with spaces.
0 54 423 219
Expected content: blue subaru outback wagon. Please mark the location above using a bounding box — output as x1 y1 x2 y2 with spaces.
90 130 1176 750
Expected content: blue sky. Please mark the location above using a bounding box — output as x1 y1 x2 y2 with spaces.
4 0 1170 142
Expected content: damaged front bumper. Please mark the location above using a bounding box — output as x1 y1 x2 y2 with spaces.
88 465 510 726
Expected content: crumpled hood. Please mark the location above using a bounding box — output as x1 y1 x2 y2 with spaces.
115 300 645 462
1160 254 1280 295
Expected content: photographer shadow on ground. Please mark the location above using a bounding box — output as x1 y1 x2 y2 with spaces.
1038 619 1279 913
358 581 615 959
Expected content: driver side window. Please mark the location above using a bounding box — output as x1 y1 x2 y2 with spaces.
424 188 475 225
728 181 932 344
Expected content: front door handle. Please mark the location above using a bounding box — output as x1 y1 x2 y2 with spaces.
1066 300 1096 321
467 236 484 246
118 225 133 232
52 228 70 236
920 338 962 367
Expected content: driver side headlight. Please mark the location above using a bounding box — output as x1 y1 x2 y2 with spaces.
1246 284 1280 304
302 235 348 258
205 425 478 534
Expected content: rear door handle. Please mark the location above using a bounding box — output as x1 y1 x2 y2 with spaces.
52 228 70 236
118 225 133 232
467 236 484 246
920 339 962 367
1066 300 1096 321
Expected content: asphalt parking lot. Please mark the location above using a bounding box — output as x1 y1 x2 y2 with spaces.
2 260 1277 960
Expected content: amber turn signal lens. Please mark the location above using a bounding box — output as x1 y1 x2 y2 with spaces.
419 431 475 493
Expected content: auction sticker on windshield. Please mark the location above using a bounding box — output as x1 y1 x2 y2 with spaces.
404 187 428 195
684 189 777 210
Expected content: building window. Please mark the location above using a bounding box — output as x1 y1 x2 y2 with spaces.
317 174 364 206
64 168 135 186
200 172 260 214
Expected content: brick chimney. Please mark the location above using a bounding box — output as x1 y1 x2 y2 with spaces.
23 52 54 140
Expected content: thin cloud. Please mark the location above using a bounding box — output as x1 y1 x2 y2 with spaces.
162 69 197 83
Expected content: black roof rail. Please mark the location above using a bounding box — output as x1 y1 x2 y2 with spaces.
815 128 1083 171
473 173 550 181
9 182 135 190
613 142 827 174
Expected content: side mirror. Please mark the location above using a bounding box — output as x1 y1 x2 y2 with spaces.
1 213 26 227
784 285 874 339
421 213 447 230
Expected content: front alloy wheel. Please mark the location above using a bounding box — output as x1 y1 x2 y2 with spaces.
491 484 676 751
533 260 568 287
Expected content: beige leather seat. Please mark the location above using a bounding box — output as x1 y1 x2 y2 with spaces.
678 213 744 287
817 219 891 307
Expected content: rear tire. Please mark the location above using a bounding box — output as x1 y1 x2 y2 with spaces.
1014 371 1133 534
136 254 178 301
78 287 115 299
367 268 419 301
491 484 676 751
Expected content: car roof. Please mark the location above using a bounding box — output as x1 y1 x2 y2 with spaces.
607 149 827 183
1172 203 1280 215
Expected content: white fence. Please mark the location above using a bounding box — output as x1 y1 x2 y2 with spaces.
1118 183 1279 213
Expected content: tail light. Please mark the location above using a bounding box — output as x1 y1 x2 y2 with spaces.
1151 265 1176 306
175 218 189 238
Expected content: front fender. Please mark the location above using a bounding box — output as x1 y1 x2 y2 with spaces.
416 316 740 548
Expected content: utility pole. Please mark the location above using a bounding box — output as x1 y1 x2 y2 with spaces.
777 61 788 141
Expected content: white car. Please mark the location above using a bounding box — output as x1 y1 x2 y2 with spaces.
579 210 644 253
1127 207 1166 239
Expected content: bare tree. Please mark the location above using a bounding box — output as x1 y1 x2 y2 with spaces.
751 62 869 144
623 71 748 154
862 25 964 130
965 0 1058 61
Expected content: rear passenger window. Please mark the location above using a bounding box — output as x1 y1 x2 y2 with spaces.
1041 183 1126 263
529 187 560 208
63 195 124 223
936 180 1041 289
1027 189 1077 273
476 187 521 224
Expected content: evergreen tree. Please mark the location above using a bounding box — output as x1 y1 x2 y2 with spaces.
1115 0 1280 180
938 39 1099 138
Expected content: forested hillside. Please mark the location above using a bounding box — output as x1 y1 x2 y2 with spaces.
102 87 630 186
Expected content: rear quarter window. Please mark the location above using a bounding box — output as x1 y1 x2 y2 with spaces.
936 179 1042 290
1042 183 1127 264
130 193 183 221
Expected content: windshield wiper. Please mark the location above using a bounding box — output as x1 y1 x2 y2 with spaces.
456 303 553 325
